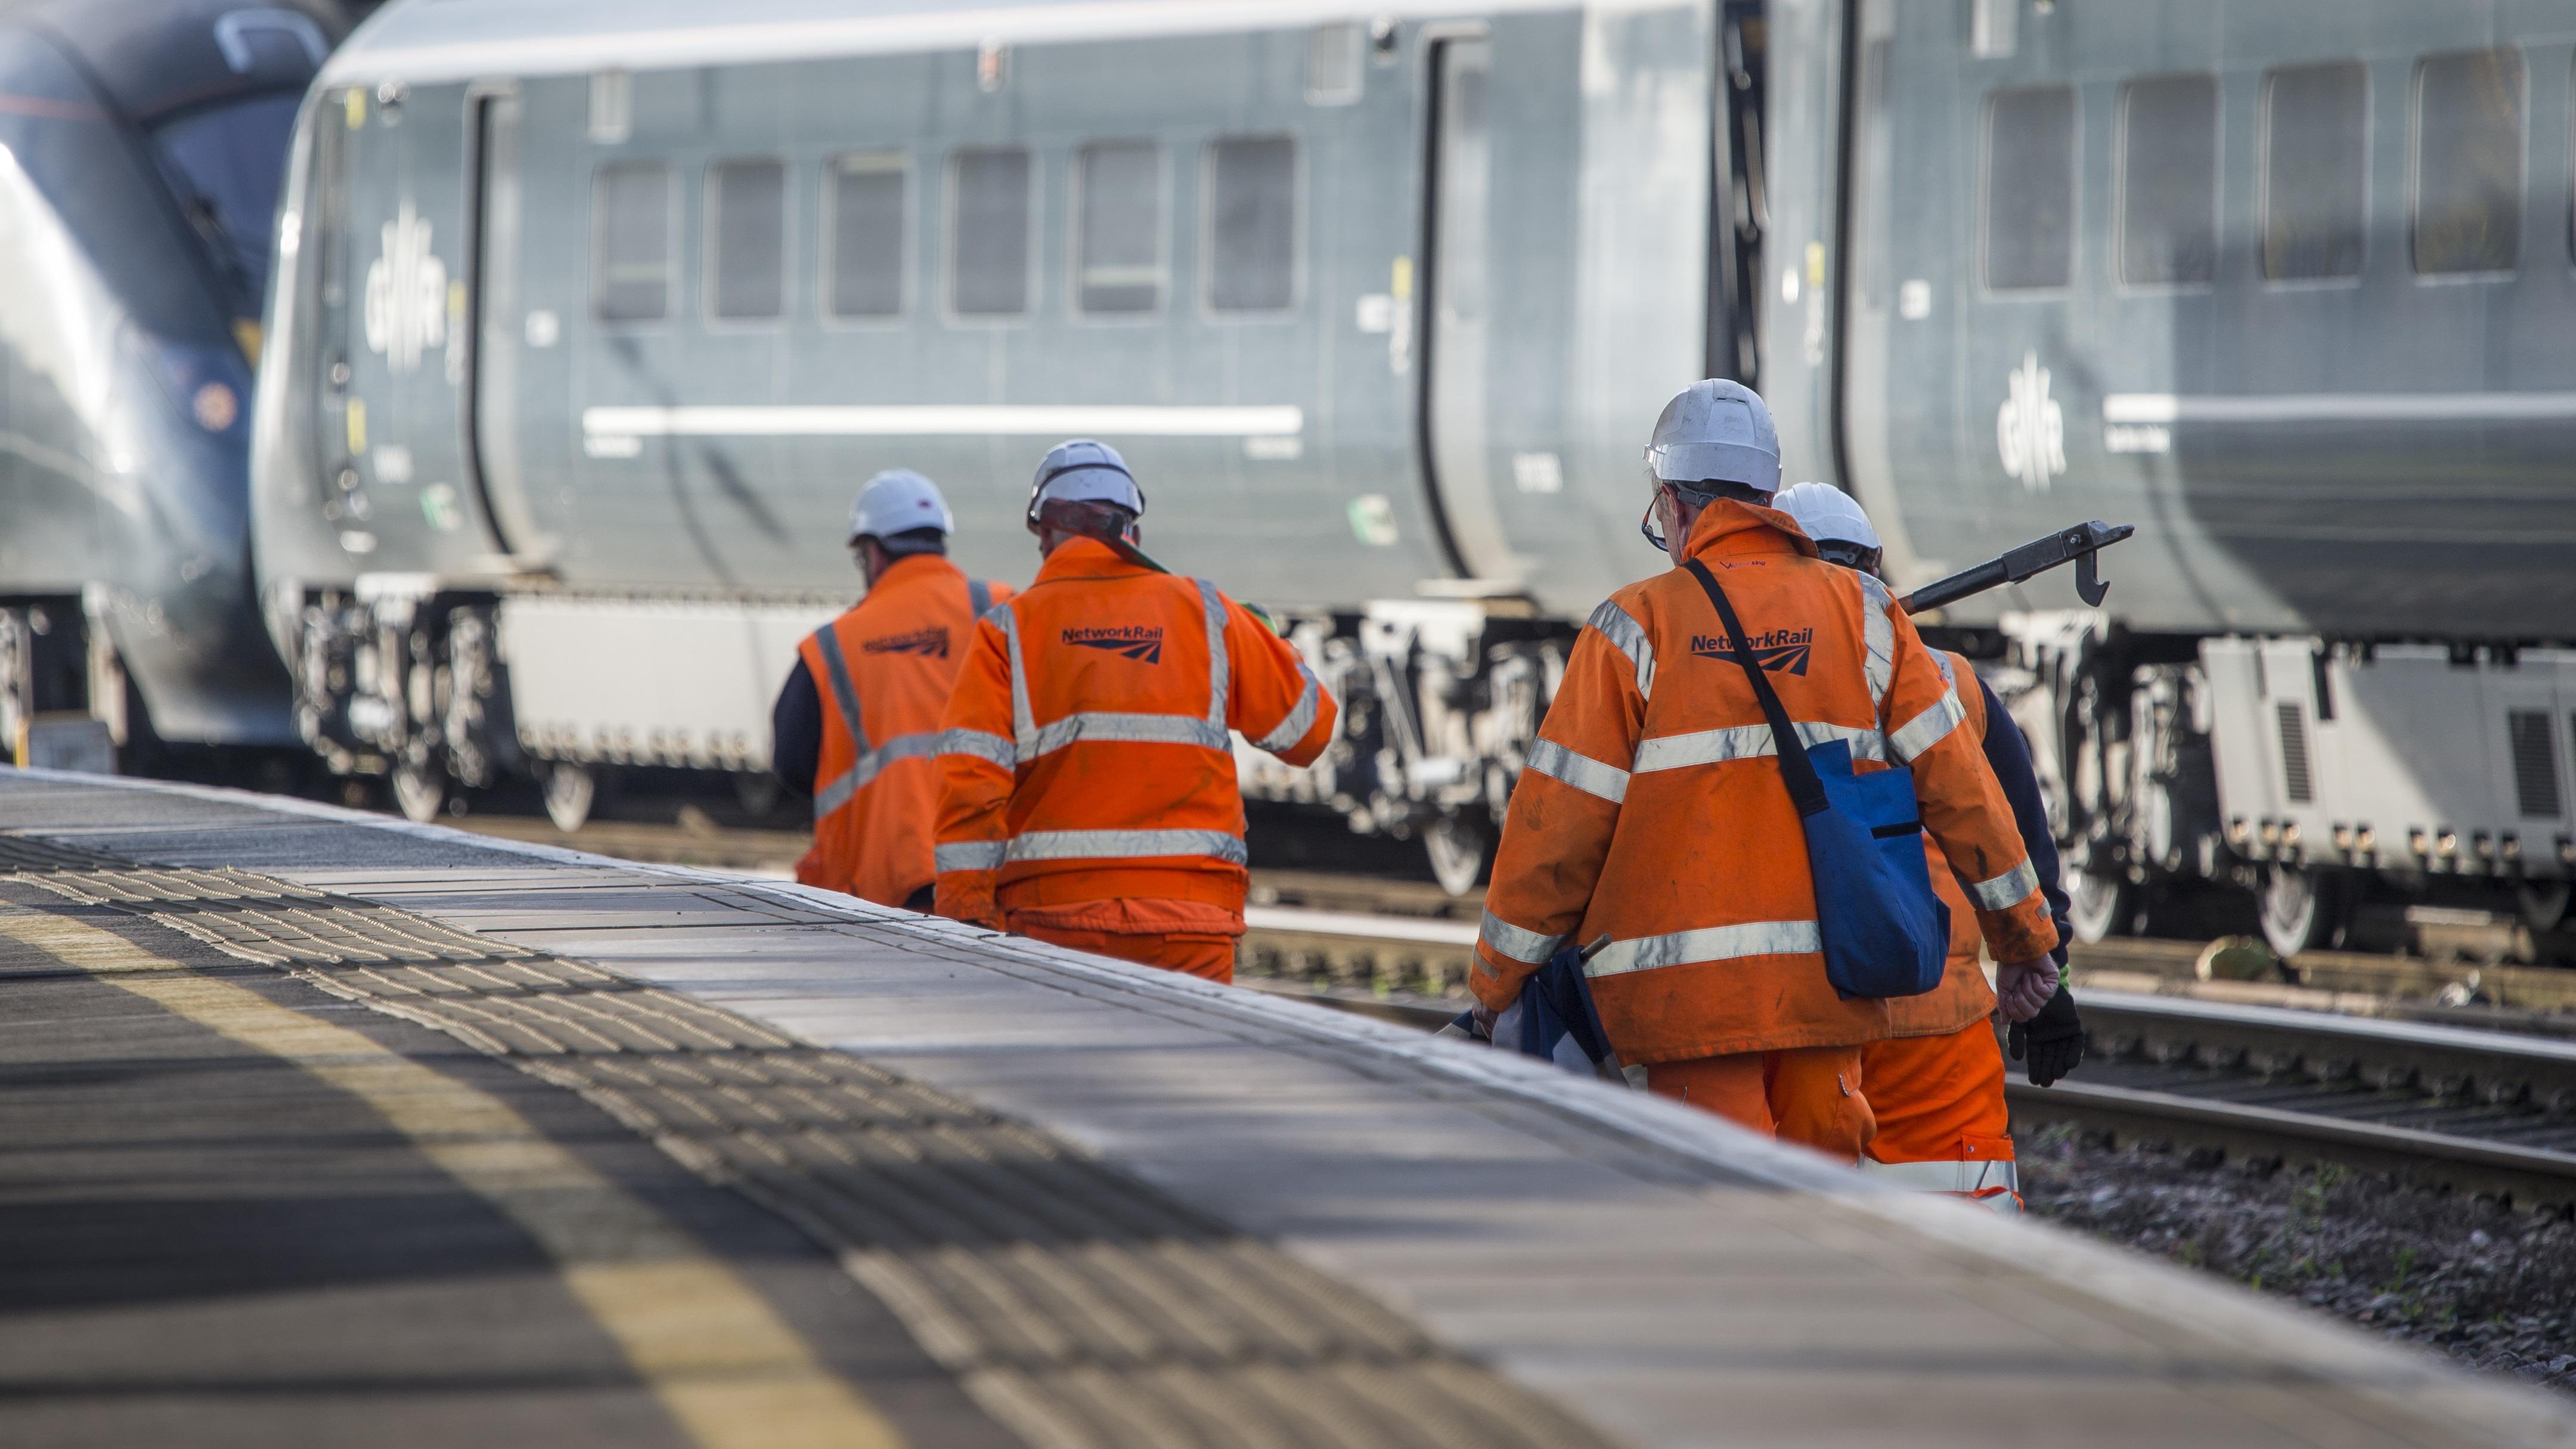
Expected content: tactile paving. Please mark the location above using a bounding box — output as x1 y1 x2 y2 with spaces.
5 860 1613 1449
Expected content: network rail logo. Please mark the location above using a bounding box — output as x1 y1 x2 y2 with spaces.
862 627 949 659
1062 625 1164 663
1690 627 1813 676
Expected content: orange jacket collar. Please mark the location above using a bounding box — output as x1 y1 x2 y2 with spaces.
868 550 959 594
1034 535 1154 585
1680 497 1822 564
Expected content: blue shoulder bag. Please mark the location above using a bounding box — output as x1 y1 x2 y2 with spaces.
1684 559 1947 999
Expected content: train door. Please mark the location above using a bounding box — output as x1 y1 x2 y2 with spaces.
464 88 559 563
1417 34 1523 587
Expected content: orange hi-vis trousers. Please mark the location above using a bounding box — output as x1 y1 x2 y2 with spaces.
1641 1045 1876 1163
1859 1023 2019 1212
1007 898 1243 984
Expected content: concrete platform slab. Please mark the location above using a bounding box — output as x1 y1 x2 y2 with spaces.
4 769 2571 1449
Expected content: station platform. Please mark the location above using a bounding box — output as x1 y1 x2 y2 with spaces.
1 769 2568 1448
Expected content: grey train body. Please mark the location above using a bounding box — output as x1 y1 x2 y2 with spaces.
257 0 2575 944
0 0 333 758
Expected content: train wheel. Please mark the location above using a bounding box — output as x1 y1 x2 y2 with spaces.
2518 880 2572 935
543 764 598 834
2258 864 2346 958
391 758 449 825
2066 868 2137 944
733 770 780 819
1424 817 1487 899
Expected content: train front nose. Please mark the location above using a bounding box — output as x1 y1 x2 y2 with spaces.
92 325 296 747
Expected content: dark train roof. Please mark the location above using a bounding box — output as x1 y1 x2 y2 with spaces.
29 0 342 122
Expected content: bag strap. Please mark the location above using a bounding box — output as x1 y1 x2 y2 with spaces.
1682 558 1827 820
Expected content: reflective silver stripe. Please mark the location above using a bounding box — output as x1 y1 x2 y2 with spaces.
939 727 1016 770
1478 911 1566 966
810 730 943 816
968 578 993 618
1031 711 1230 756
1859 1156 2020 1208
1631 720 1883 773
1003 827 1248 865
1583 920 1821 978
1253 664 1322 753
1969 858 2042 911
810 625 867 751
1196 578 1229 729
813 770 858 815
1586 599 1656 701
993 603 1037 758
1856 572 1896 710
1888 687 1966 763
1526 739 1629 803
933 840 1006 871
1928 650 1955 688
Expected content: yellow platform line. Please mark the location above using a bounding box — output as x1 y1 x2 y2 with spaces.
0 908 903 1449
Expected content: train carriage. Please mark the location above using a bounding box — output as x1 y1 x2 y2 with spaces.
256 0 2576 951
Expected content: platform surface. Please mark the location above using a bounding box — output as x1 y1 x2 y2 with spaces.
2 769 2569 1449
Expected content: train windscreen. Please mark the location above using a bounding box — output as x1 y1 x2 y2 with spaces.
152 91 302 321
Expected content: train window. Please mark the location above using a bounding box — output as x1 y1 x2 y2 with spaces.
950 146 1033 317
1982 86 2075 291
708 157 786 321
593 161 672 322
1207 136 1298 312
2413 49 2524 275
2119 75 2217 286
1074 141 1163 314
824 154 906 319
2261 63 2367 281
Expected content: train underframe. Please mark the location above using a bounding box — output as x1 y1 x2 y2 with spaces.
2001 613 2576 963
278 581 1567 891
274 581 2576 962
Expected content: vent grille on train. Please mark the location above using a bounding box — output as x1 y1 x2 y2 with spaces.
2276 702 2313 805
2507 710 2563 820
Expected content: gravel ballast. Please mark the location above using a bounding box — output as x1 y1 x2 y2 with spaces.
2017 1124 2576 1395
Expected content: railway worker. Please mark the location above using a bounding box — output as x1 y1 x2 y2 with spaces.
931 440 1335 982
1774 482 2085 1208
773 469 1014 910
1468 380 2062 1162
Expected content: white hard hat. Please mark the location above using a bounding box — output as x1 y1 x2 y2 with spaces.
1772 482 1882 552
849 469 954 545
1644 378 1782 493
1027 439 1145 519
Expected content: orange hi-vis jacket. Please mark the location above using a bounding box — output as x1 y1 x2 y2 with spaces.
1890 650 2003 1037
1470 501 2059 1063
931 537 1337 927
796 553 1013 907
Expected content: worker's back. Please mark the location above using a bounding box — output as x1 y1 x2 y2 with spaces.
797 553 1009 905
1475 499 2054 1063
934 535 1333 966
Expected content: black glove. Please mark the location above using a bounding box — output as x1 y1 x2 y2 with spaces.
2007 983 2084 1087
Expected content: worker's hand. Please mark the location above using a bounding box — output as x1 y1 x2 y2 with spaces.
1993 956 2059 1023
1469 1004 1499 1042
2007 983 2085 1087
